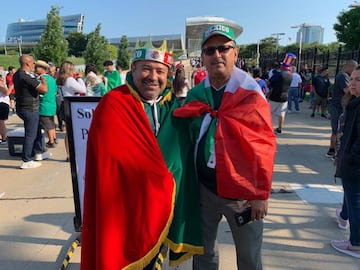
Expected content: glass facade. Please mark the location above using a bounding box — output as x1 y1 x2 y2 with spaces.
6 14 84 43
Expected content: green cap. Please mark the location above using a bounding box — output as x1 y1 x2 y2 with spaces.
202 24 236 47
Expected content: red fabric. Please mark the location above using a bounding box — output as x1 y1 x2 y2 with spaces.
174 88 276 200
81 86 175 270
215 90 275 199
194 69 207 85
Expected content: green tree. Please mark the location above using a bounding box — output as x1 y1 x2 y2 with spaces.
117 35 131 70
334 7 360 50
67 32 87 57
107 44 118 60
34 5 68 66
83 24 109 72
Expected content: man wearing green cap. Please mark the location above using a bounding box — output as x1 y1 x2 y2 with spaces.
174 24 276 269
81 42 203 270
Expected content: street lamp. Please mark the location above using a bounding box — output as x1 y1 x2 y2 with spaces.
291 24 306 70
271 33 285 52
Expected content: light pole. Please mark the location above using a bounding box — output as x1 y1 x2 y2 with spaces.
271 33 285 52
17 36 22 56
291 24 306 70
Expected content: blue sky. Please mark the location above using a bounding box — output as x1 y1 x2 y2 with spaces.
0 1 355 46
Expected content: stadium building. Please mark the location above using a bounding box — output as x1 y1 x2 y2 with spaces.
6 14 84 44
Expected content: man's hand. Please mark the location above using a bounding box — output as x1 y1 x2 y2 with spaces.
243 200 268 221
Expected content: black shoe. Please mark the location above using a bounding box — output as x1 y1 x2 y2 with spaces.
325 150 335 158
54 138 58 144
46 142 56 148
311 113 315 118
321 113 327 119
275 128 282 134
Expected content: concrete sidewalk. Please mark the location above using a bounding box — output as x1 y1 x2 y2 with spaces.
0 100 359 270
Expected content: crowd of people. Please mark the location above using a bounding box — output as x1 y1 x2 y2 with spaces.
1 22 359 269
0 57 124 169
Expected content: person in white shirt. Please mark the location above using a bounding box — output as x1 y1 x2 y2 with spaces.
0 76 10 143
287 66 302 113
56 61 86 161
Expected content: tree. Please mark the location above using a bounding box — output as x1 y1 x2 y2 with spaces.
67 32 87 57
34 5 68 66
107 44 118 60
117 35 131 70
83 24 109 72
334 7 360 50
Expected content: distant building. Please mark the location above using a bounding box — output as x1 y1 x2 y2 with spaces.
108 34 185 52
6 14 84 43
186 16 243 57
296 25 324 45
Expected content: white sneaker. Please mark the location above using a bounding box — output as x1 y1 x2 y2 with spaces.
335 208 348 230
34 152 52 161
20 160 42 169
0 191 4 198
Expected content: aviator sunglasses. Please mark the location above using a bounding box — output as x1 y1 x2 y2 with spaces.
202 45 235 56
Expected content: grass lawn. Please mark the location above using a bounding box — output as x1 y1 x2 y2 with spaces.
0 54 84 69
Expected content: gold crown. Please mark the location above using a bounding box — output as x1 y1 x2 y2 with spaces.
132 36 173 67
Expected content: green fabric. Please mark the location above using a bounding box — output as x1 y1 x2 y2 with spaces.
104 70 121 91
185 82 220 194
126 73 203 263
39 74 57 116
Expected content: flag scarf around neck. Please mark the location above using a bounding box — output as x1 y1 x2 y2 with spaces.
173 67 276 200
80 73 202 270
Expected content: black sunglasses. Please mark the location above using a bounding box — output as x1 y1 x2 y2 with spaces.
202 45 235 56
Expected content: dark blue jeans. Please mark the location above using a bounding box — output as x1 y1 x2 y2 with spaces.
342 176 360 246
17 111 44 162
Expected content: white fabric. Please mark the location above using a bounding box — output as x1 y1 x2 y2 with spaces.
290 72 302 87
61 77 86 97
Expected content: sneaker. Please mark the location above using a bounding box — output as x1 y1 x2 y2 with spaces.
331 240 360 259
310 113 315 118
287 110 292 114
321 113 328 119
325 150 335 158
0 191 4 198
20 160 42 169
335 208 348 229
34 152 52 161
0 138 7 145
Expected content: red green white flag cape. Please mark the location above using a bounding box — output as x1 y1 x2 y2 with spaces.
173 67 276 200
80 74 202 270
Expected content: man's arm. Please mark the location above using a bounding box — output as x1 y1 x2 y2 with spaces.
36 75 48 94
0 78 10 96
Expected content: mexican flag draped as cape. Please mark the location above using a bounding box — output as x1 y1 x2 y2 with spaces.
173 67 276 200
80 73 203 270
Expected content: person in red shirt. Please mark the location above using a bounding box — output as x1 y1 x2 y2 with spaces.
6 66 16 113
191 63 207 86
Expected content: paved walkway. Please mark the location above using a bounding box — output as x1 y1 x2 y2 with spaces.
0 99 359 270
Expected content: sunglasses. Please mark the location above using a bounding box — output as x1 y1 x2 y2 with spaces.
202 45 235 56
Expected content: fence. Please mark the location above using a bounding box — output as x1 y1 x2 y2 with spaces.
259 45 360 79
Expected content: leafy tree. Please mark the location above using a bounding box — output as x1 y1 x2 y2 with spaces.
334 7 360 50
67 32 87 57
117 35 131 70
83 24 109 72
107 44 118 60
34 5 68 66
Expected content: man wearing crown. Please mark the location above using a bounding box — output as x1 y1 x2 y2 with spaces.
80 39 203 270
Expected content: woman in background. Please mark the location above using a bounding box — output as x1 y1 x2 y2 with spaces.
56 61 86 161
172 67 190 106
